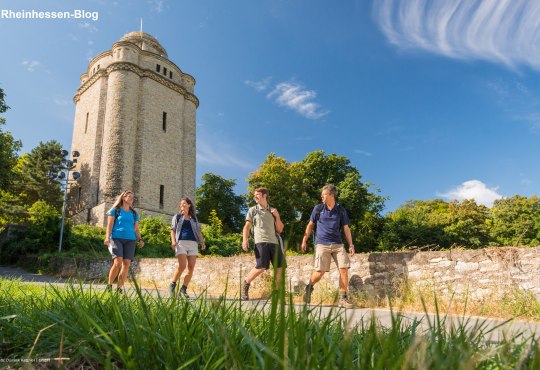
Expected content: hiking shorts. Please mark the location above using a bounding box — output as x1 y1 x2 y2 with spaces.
254 242 283 270
175 240 198 257
109 238 136 261
314 243 350 272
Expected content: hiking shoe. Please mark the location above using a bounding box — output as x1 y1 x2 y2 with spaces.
338 296 353 309
116 287 124 294
168 282 177 297
242 282 250 301
105 284 113 293
303 284 313 304
180 286 189 299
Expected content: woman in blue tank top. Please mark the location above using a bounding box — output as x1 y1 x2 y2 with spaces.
103 190 144 293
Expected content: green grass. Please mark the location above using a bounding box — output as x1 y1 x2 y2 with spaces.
1 278 540 369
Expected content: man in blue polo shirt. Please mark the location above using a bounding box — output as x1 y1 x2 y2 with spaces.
301 184 355 308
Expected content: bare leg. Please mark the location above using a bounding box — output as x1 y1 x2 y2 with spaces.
338 268 349 292
108 257 123 285
182 255 197 287
274 267 283 289
244 268 266 284
172 254 188 282
117 259 132 288
309 271 326 286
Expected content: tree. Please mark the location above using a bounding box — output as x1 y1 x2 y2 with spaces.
489 195 540 246
15 140 66 209
379 199 450 250
444 199 490 248
0 86 22 190
196 173 246 233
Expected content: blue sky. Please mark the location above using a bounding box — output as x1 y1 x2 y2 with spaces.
0 0 538 213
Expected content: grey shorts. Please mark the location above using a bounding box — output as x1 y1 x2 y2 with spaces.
109 238 136 261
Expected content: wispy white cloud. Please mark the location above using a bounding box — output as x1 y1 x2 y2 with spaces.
354 149 373 156
53 98 70 107
438 179 503 207
246 78 329 120
373 0 540 70
245 78 272 92
197 141 254 170
78 22 98 33
148 0 164 13
21 59 43 72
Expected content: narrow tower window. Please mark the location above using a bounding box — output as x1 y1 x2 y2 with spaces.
162 112 167 132
84 112 89 133
156 64 161 72
163 67 168 76
169 71 173 79
159 185 165 208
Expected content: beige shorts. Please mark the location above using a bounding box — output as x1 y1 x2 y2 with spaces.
175 240 198 257
314 244 350 272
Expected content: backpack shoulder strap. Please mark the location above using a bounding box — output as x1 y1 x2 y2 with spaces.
314 203 325 222
336 203 347 231
252 205 260 227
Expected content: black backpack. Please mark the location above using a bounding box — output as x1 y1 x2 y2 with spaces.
311 203 346 245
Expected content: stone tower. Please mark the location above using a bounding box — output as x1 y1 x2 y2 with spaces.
69 32 198 226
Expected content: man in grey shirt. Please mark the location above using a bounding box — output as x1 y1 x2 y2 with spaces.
241 187 284 300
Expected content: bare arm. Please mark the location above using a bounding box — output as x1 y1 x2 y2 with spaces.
170 230 176 247
301 221 315 253
343 225 354 256
103 215 115 245
242 221 251 252
271 208 284 233
134 222 144 248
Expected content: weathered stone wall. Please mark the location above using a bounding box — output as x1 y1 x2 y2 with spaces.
49 247 540 300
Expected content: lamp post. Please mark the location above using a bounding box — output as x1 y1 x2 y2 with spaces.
57 150 81 253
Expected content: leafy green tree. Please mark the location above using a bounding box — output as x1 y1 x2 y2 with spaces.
444 199 490 248
489 195 540 246
246 153 297 231
379 199 450 250
0 87 22 190
196 173 246 233
14 140 66 209
201 210 242 257
137 216 172 257
0 190 26 231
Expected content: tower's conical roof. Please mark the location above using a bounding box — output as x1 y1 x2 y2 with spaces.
119 32 168 57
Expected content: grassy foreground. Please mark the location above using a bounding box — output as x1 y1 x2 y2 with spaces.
1 279 540 369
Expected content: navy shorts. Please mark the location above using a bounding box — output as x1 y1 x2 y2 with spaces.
109 238 136 261
254 242 283 269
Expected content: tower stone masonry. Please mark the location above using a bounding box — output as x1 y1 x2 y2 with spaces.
69 32 198 226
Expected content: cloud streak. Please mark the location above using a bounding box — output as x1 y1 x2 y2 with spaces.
438 179 503 207
245 78 329 120
22 59 42 72
197 141 254 170
373 0 540 70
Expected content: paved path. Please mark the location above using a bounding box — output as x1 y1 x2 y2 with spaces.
2 266 540 341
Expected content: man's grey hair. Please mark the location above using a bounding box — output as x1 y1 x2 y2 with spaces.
322 184 337 196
